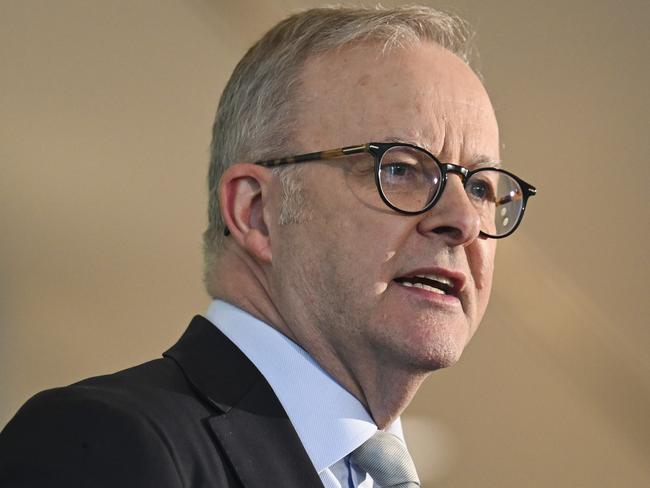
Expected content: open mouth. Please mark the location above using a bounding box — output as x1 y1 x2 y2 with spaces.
394 274 456 296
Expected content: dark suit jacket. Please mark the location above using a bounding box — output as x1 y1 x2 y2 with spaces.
0 316 325 487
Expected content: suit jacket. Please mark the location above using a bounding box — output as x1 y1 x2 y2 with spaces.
0 316 325 488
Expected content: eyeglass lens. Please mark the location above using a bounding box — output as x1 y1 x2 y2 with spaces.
377 145 524 237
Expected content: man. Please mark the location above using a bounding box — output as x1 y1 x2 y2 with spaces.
0 5 535 488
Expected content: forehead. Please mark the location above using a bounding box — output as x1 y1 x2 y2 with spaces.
294 41 500 164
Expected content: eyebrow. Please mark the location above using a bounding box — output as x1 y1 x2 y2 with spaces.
468 155 502 170
378 136 502 169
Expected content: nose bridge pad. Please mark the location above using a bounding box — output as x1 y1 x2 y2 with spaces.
441 163 469 186
434 163 481 241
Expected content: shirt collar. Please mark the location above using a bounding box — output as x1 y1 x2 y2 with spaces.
204 299 403 473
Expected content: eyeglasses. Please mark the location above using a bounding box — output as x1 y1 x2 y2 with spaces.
252 141 536 239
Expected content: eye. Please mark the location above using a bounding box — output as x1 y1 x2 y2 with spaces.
467 176 495 202
384 162 415 178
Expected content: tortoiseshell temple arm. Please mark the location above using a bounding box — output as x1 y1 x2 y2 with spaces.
496 191 523 205
254 144 369 168
495 185 537 208
224 145 370 235
496 184 537 205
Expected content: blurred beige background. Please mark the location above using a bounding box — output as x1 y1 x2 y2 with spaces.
1 0 648 486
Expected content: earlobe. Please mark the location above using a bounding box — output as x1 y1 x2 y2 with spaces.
219 164 273 263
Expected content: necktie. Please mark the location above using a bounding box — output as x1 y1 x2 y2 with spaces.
350 430 421 487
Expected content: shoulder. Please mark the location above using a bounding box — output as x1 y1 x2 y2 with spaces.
0 358 218 488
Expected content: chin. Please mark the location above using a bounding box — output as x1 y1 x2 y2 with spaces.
369 304 475 372
404 324 470 372
423 341 465 370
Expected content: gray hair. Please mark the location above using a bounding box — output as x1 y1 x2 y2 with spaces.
203 5 476 276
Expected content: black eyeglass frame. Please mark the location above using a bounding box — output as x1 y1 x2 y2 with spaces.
226 142 536 238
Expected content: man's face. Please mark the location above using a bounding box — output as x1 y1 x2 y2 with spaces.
268 41 499 376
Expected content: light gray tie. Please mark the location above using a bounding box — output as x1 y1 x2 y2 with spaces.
350 431 421 487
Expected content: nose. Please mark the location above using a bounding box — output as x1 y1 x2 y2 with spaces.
417 175 481 246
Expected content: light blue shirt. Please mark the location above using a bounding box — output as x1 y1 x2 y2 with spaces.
205 300 404 488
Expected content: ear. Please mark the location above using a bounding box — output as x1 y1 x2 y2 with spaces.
219 163 273 263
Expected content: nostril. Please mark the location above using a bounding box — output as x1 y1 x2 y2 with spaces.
431 225 470 245
433 226 458 235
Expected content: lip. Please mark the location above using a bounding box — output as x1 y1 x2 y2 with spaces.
392 266 466 306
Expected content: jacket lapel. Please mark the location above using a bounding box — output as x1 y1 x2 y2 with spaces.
164 316 324 488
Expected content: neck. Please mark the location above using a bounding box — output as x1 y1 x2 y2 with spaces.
298 333 430 428
207 244 288 337
208 245 428 428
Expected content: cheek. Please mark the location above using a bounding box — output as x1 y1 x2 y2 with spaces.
468 239 496 296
